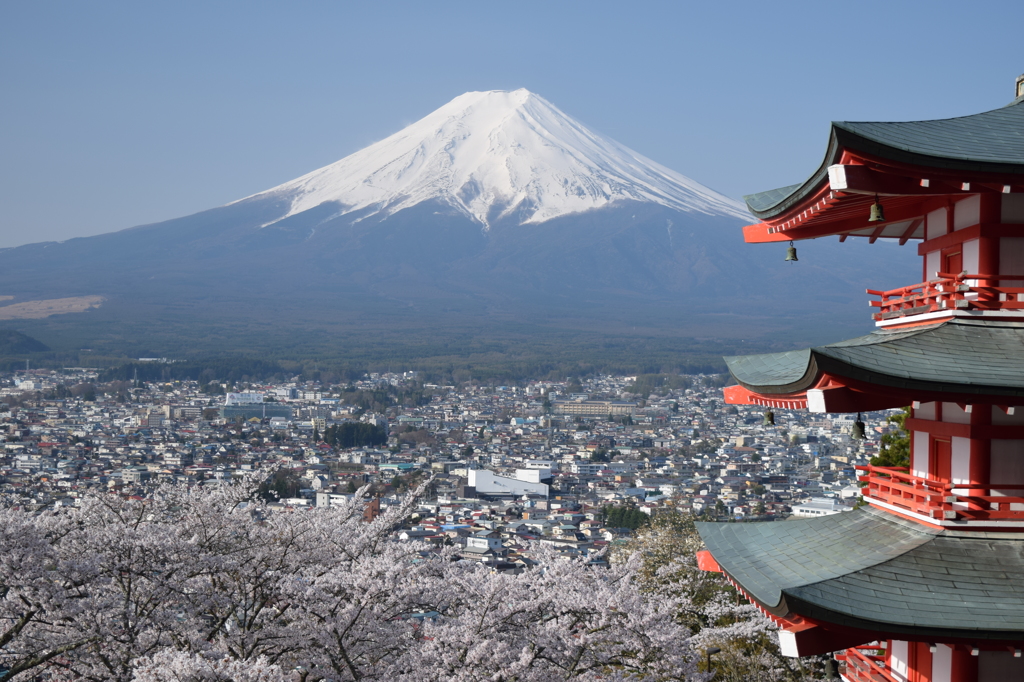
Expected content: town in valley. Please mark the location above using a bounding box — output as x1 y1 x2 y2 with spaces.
1 365 891 565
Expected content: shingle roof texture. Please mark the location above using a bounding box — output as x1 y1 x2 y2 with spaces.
836 99 1024 166
743 97 1024 218
697 507 1024 637
745 183 802 214
725 319 1024 397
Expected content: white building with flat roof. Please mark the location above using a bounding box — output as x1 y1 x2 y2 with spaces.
468 469 548 498
791 497 849 518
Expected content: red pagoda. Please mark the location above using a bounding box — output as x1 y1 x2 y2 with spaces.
696 75 1024 682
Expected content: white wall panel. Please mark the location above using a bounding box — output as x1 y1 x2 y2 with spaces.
951 436 970 485
932 645 952 682
999 237 1024 288
955 195 980 230
926 251 941 279
962 238 979 276
992 404 1024 425
1003 194 1024 223
979 650 1024 680
991 440 1024 510
912 431 930 478
942 403 971 424
927 208 948 239
889 640 909 681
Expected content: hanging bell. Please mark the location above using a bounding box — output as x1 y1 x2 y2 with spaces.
763 410 775 426
868 195 885 222
852 413 866 440
785 240 798 262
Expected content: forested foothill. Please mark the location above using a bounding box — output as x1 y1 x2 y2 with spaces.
0 319 813 387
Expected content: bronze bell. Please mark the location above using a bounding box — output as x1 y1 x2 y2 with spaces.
852 413 866 440
785 240 798 262
763 410 775 426
868 195 885 222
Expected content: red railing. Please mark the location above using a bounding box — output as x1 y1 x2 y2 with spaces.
867 272 1024 321
836 645 897 682
857 465 1024 521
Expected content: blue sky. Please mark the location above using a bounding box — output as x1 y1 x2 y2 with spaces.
1 0 1021 248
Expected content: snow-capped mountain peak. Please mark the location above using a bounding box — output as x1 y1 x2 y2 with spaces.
241 88 749 227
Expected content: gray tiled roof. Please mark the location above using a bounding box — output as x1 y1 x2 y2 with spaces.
696 508 933 607
725 319 1024 397
744 183 803 214
698 507 1024 638
836 99 1024 167
743 98 1024 219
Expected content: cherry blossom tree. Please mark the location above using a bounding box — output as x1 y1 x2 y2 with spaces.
2 474 712 682
614 510 832 682
0 507 97 680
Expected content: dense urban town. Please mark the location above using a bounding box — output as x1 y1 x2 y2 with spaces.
0 364 894 565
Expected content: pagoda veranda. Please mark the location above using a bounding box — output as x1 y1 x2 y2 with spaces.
697 76 1024 682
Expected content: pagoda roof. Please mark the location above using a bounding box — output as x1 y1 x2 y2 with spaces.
697 506 1024 640
745 96 1024 221
726 319 1024 398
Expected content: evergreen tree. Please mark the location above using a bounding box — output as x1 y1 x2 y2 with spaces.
871 407 911 468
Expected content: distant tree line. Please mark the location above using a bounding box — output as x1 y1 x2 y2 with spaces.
625 374 694 398
258 469 303 501
602 505 650 530
322 422 386 448
98 359 292 384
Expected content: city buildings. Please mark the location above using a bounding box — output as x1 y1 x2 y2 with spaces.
0 368 890 560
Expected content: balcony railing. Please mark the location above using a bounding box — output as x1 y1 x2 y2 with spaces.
836 645 897 682
857 465 1024 522
867 272 1024 321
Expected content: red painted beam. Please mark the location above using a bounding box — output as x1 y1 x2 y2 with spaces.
899 219 923 246
762 199 930 243
807 385 909 413
917 223 1024 255
906 417 1024 440
868 223 888 244
696 550 721 573
828 164 1008 197
743 222 792 243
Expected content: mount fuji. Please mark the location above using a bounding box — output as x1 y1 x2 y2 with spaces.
242 89 749 229
0 89 918 360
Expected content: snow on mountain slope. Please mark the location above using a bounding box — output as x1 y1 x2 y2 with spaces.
239 89 750 228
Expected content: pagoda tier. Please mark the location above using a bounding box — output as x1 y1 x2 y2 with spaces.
697 508 1024 659
697 79 1024 682
740 95 1024 245
724 319 1024 413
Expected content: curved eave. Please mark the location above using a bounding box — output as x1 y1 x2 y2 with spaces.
744 98 1024 222
697 507 1024 641
832 125 1024 178
744 130 840 221
782 593 1024 643
724 348 819 396
726 320 1024 401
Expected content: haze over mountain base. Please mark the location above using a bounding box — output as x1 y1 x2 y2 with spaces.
0 197 916 370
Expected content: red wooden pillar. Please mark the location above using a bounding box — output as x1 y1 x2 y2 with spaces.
909 641 933 682
950 646 978 682
968 407 992 509
978 194 1001 297
979 193 1002 225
